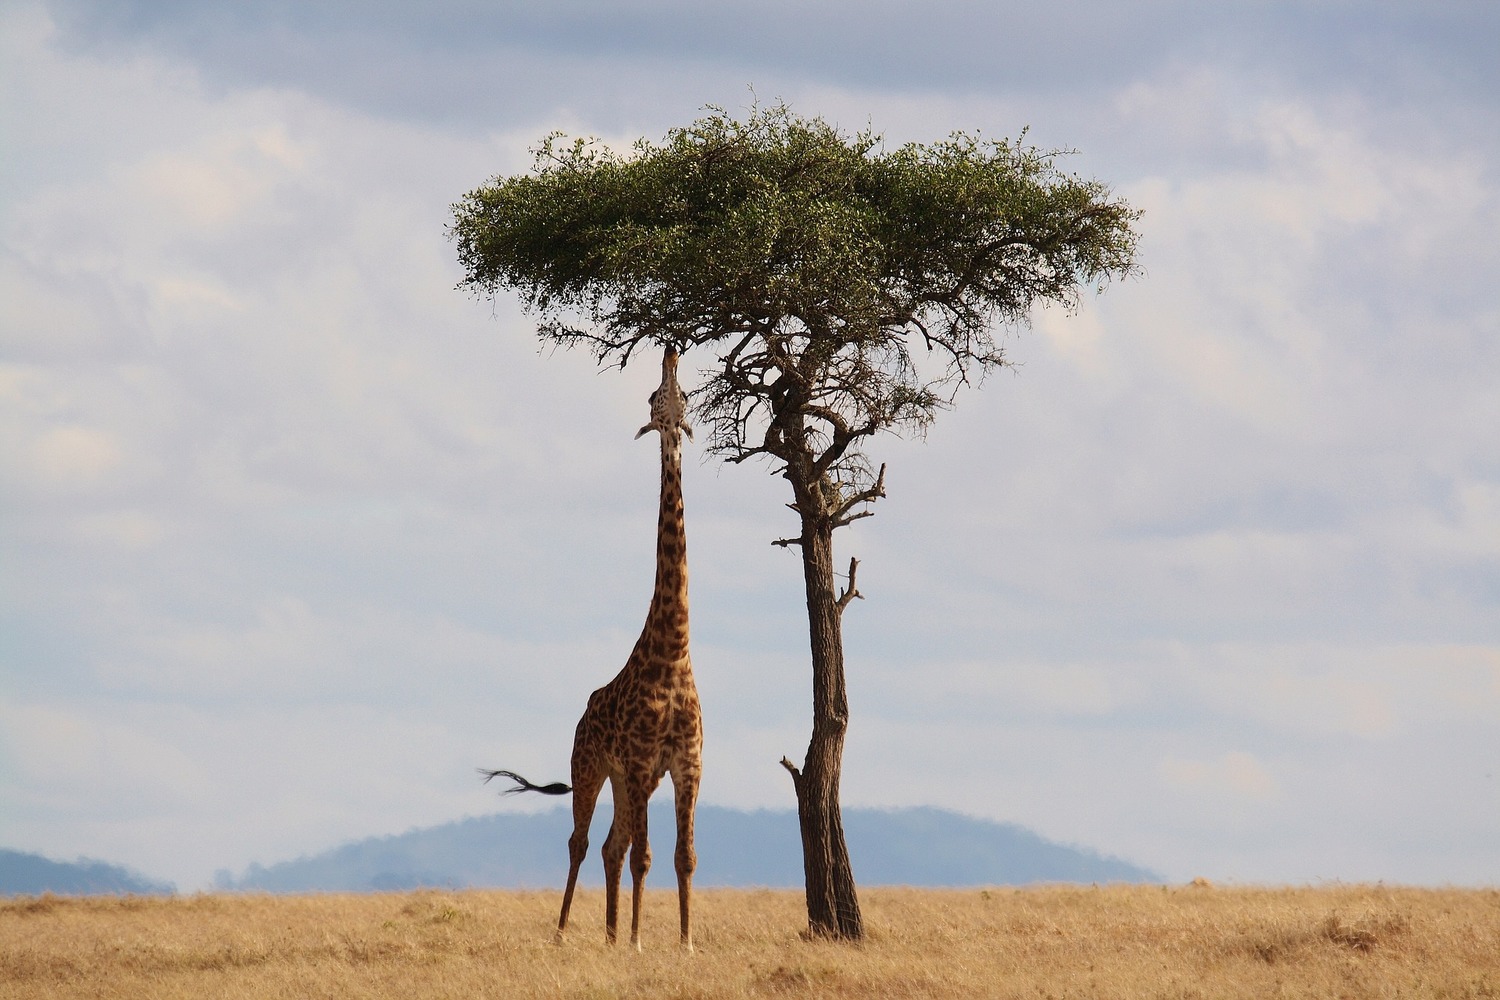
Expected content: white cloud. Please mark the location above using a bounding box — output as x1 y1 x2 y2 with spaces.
73 509 167 550
840 640 1500 882
1159 751 1280 804
132 125 311 232
0 701 213 817
23 424 124 488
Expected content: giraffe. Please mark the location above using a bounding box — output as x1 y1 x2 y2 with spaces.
482 346 702 952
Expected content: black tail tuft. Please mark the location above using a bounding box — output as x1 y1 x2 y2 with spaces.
478 768 572 796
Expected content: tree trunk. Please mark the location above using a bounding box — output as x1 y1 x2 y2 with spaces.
782 520 864 940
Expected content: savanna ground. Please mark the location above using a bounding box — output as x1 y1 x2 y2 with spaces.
3 884 1498 999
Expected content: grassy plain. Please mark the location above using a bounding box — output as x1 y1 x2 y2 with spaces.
3 884 1498 999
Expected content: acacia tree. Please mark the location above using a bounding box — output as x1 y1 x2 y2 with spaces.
451 104 1139 940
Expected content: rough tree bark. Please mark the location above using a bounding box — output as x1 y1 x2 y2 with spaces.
780 529 864 939
770 424 883 939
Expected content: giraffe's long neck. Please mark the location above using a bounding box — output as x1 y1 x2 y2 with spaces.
648 430 690 658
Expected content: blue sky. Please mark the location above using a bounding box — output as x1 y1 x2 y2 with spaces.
3 0 1497 890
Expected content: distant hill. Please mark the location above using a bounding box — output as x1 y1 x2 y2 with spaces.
0 849 175 896
218 805 1158 892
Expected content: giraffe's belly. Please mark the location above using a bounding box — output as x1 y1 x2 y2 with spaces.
592 695 702 780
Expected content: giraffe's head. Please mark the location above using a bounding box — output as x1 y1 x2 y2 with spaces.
635 346 694 442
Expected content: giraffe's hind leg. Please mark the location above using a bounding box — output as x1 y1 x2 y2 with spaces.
671 765 700 951
557 766 604 945
623 784 652 952
601 774 630 945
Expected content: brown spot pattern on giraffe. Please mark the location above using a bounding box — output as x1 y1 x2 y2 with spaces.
550 347 703 951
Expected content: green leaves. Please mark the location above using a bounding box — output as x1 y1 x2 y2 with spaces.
451 102 1139 513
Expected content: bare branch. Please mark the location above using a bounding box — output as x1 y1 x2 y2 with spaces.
832 509 877 529
779 756 804 791
831 463 887 526
836 557 863 611
725 445 774 466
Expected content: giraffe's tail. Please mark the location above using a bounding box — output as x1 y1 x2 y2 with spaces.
478 768 572 796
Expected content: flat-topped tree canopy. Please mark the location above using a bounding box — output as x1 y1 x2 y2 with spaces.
451 102 1140 941
452 103 1137 501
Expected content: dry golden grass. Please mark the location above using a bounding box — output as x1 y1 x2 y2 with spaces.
3 884 1498 999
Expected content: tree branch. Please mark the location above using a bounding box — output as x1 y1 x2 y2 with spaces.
832 463 887 526
833 509 877 529
836 557 863 611
779 756 804 797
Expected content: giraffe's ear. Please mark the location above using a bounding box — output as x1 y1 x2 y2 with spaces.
635 423 654 439
680 420 694 441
